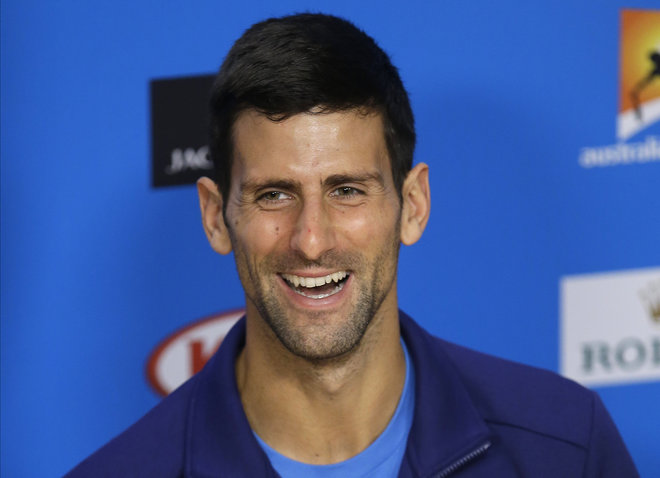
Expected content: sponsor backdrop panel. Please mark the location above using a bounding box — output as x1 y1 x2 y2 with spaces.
1 1 658 476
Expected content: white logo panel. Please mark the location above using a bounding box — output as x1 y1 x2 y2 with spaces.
560 267 660 386
146 310 244 396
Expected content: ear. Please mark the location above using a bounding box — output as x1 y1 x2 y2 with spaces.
400 163 431 246
196 176 233 255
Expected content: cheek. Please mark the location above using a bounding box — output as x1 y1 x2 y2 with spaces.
235 214 290 255
338 206 399 249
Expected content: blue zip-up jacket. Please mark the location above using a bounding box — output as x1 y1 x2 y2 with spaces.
66 312 639 477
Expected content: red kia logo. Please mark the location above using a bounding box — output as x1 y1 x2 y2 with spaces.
145 309 244 396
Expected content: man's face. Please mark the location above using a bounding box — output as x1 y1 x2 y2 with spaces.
224 109 403 361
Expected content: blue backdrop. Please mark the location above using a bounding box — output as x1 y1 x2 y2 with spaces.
2 1 659 476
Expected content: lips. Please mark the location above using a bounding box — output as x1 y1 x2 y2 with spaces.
280 271 350 299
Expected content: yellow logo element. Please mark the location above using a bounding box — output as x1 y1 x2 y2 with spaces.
618 10 660 140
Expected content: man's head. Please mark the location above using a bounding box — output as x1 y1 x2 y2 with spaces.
198 13 430 362
208 13 416 205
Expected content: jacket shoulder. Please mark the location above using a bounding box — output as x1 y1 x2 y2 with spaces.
438 338 595 447
64 376 198 478
436 337 638 476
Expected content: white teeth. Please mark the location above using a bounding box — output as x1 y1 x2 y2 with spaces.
282 271 348 289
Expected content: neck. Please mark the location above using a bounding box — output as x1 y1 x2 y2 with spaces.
235 299 405 464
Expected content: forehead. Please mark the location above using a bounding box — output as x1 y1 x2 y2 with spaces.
230 109 391 182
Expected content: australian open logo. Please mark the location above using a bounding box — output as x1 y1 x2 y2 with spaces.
579 9 660 168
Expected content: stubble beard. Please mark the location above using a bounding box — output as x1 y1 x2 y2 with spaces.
237 239 400 363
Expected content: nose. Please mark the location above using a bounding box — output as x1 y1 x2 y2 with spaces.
289 197 336 260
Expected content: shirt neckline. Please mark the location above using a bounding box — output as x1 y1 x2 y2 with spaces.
253 338 415 476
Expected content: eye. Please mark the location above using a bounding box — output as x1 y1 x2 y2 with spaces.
258 191 292 202
256 190 294 209
330 187 363 198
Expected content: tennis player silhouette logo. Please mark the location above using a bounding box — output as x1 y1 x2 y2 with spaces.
631 49 660 120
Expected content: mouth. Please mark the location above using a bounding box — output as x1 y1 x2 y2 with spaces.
280 271 350 299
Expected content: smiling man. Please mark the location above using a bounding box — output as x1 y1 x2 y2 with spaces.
205 109 410 362
67 13 638 478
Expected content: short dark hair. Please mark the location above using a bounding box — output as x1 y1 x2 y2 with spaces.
209 13 415 204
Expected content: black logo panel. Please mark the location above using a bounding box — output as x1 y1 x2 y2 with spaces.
150 74 215 188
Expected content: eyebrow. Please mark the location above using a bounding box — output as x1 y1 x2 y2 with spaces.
323 172 385 188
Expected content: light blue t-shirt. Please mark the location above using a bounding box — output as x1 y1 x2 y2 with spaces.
254 340 415 478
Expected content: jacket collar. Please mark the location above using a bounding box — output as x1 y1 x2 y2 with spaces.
184 318 277 478
398 311 494 477
184 312 496 477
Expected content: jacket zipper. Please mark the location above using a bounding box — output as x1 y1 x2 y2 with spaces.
434 440 492 477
